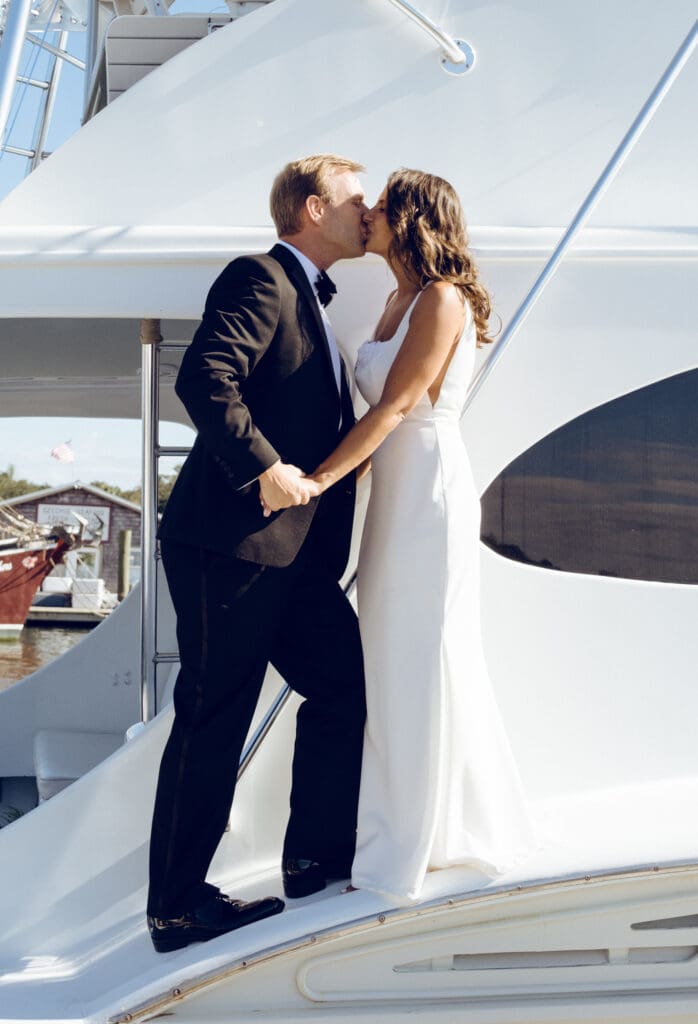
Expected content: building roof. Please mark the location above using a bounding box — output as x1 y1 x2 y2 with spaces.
0 481 141 514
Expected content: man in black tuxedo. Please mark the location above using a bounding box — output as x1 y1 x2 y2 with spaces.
147 155 369 953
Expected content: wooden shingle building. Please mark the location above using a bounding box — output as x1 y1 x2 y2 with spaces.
1 482 141 596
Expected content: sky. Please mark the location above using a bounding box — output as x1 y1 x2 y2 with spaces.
0 0 227 197
0 0 224 490
0 417 195 491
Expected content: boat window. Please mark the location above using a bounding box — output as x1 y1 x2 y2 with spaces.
480 369 698 584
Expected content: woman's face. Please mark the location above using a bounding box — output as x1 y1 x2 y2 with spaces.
365 187 392 257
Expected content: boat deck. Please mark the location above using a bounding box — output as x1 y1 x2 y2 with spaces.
1 780 697 1023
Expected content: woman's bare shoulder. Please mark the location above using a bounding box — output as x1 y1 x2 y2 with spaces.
411 281 465 323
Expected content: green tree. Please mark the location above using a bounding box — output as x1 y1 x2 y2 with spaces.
90 480 142 505
90 464 181 514
0 464 181 513
0 464 48 500
157 464 181 514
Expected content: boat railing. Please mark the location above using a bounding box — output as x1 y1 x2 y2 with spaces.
236 571 356 782
462 18 698 416
387 0 474 73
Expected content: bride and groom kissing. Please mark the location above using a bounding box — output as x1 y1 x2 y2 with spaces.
146 154 535 954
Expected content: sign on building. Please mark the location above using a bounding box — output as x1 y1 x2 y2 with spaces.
37 503 111 542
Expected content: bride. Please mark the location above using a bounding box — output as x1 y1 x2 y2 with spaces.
283 168 535 901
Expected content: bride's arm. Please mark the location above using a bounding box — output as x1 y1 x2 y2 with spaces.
309 282 464 494
356 456 372 482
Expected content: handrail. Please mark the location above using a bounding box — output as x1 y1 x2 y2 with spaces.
462 18 698 416
236 571 358 781
0 0 33 148
236 685 293 781
140 320 162 723
387 0 465 65
24 33 86 70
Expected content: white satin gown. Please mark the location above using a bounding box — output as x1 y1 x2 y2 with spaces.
351 295 536 901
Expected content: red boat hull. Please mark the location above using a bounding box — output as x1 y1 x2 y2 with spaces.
0 540 70 639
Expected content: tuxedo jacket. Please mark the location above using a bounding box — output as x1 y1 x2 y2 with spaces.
159 244 357 578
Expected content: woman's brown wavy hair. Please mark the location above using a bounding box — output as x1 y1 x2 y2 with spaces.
385 169 493 345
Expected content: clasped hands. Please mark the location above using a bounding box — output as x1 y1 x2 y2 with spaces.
259 460 321 518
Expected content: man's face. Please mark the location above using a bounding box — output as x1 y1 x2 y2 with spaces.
318 170 369 260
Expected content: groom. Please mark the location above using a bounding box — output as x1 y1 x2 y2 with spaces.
147 155 368 953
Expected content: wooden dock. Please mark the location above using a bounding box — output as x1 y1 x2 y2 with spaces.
25 606 109 627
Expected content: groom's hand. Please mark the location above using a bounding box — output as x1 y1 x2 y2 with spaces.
259 460 316 516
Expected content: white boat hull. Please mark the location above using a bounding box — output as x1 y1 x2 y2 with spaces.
0 1 696 1020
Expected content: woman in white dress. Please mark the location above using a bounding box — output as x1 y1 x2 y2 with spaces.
308 169 536 901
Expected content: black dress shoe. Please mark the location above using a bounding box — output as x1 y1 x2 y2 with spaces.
282 858 324 899
148 892 284 953
282 857 353 899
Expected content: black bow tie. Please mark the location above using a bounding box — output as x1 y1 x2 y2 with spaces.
315 270 337 307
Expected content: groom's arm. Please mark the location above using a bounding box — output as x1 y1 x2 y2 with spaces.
178 256 315 509
176 256 284 488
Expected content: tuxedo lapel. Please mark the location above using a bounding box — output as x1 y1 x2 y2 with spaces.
269 243 342 411
339 362 355 434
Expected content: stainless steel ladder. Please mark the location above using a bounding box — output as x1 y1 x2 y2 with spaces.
139 321 191 723
0 0 85 168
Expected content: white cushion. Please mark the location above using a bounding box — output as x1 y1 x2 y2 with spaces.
33 729 123 801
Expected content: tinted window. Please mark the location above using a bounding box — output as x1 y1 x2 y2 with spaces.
481 369 698 584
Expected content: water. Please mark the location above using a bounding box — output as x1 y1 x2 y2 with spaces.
0 627 90 692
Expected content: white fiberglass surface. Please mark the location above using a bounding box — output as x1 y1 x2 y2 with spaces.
0 2 695 1015
0 243 695 475
0 0 694 229
0 692 697 1021
0 582 148 776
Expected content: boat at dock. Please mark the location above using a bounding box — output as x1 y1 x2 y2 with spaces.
0 2 696 1022
0 508 74 640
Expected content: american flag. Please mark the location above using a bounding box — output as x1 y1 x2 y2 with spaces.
50 441 75 464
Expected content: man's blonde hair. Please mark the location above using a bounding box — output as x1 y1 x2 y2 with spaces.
270 154 365 236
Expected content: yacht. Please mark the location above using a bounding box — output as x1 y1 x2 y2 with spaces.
0 2 696 1021
0 509 73 639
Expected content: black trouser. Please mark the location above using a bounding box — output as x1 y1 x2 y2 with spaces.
147 538 366 918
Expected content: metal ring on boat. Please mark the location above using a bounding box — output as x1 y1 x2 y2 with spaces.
388 0 475 73
441 39 476 76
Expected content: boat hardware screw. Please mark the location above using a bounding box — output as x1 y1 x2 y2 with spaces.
172 987 181 996
241 961 248 968
585 875 591 882
310 935 317 943
378 914 386 923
